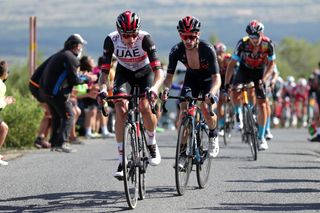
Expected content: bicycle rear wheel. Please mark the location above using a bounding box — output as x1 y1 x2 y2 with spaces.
123 123 139 209
196 122 212 188
244 106 258 161
138 127 148 200
175 118 193 196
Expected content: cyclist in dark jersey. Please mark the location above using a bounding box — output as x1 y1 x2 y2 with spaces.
225 20 276 150
162 16 221 158
97 11 164 179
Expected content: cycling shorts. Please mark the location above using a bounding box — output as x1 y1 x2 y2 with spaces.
113 63 153 95
232 67 266 99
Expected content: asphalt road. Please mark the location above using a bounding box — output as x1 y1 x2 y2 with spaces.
0 128 319 212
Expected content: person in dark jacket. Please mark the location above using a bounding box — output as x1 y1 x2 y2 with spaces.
39 34 91 153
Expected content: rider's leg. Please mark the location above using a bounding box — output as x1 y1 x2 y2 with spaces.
114 100 128 163
231 89 243 130
217 95 225 135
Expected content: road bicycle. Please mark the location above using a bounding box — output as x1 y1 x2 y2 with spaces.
103 85 156 209
221 92 234 146
233 82 258 161
162 92 213 195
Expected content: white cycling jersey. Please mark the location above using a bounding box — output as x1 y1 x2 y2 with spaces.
108 30 150 71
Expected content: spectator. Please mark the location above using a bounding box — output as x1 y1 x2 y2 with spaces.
29 55 53 149
0 60 16 165
39 34 92 153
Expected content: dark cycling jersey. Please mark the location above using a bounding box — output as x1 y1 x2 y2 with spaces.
101 30 161 73
231 36 275 99
232 36 275 72
167 40 219 98
167 40 219 75
39 49 84 96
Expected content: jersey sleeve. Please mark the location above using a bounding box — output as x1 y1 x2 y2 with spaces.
267 40 276 61
101 36 114 72
142 35 161 71
167 44 180 75
204 43 220 75
231 39 244 62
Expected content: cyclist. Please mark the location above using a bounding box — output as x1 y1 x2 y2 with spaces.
308 66 320 142
97 11 164 179
214 42 232 136
225 20 276 150
282 76 297 127
162 16 221 158
293 77 309 127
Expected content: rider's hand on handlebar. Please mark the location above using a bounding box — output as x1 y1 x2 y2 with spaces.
96 90 107 106
161 87 170 102
205 92 217 105
145 87 158 104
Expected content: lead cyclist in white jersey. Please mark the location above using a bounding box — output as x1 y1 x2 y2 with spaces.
97 11 164 179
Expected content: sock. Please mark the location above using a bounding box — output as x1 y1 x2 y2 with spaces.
117 143 123 163
86 128 92 136
266 116 271 133
218 118 225 129
101 126 109 135
209 129 218 138
258 125 266 140
146 130 156 145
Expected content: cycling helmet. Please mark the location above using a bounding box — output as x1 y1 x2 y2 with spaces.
287 76 295 83
214 42 227 53
177 16 201 33
246 20 264 35
116 10 141 34
298 78 307 87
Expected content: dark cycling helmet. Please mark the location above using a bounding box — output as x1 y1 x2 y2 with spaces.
116 10 141 34
246 20 264 35
177 16 201 33
214 42 227 53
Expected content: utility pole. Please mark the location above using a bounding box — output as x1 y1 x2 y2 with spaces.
29 16 37 76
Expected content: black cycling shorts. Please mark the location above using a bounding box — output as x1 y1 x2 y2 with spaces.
180 69 214 99
113 63 154 95
232 67 266 99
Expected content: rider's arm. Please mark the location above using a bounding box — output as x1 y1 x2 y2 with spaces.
142 35 164 91
206 44 221 95
99 36 114 92
225 59 237 86
262 41 276 82
164 44 181 90
225 39 242 86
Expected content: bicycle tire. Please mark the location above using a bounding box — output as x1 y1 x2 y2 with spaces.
123 123 139 209
196 121 212 188
175 117 193 196
138 126 147 200
244 106 258 161
223 102 233 146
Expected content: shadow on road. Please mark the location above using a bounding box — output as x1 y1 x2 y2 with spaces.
0 190 131 212
191 202 320 211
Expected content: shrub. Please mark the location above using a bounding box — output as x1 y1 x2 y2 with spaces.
1 90 43 149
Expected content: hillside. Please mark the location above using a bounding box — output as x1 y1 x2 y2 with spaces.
0 0 319 61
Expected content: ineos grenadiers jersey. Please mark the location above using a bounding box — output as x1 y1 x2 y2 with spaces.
102 31 161 72
167 40 219 75
232 36 275 71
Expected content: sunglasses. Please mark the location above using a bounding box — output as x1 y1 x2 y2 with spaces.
122 33 138 39
180 34 198 41
249 34 260 39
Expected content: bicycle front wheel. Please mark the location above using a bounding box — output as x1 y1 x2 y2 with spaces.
196 122 212 188
138 127 148 200
223 102 233 146
175 118 193 196
244 106 258 161
123 123 139 209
